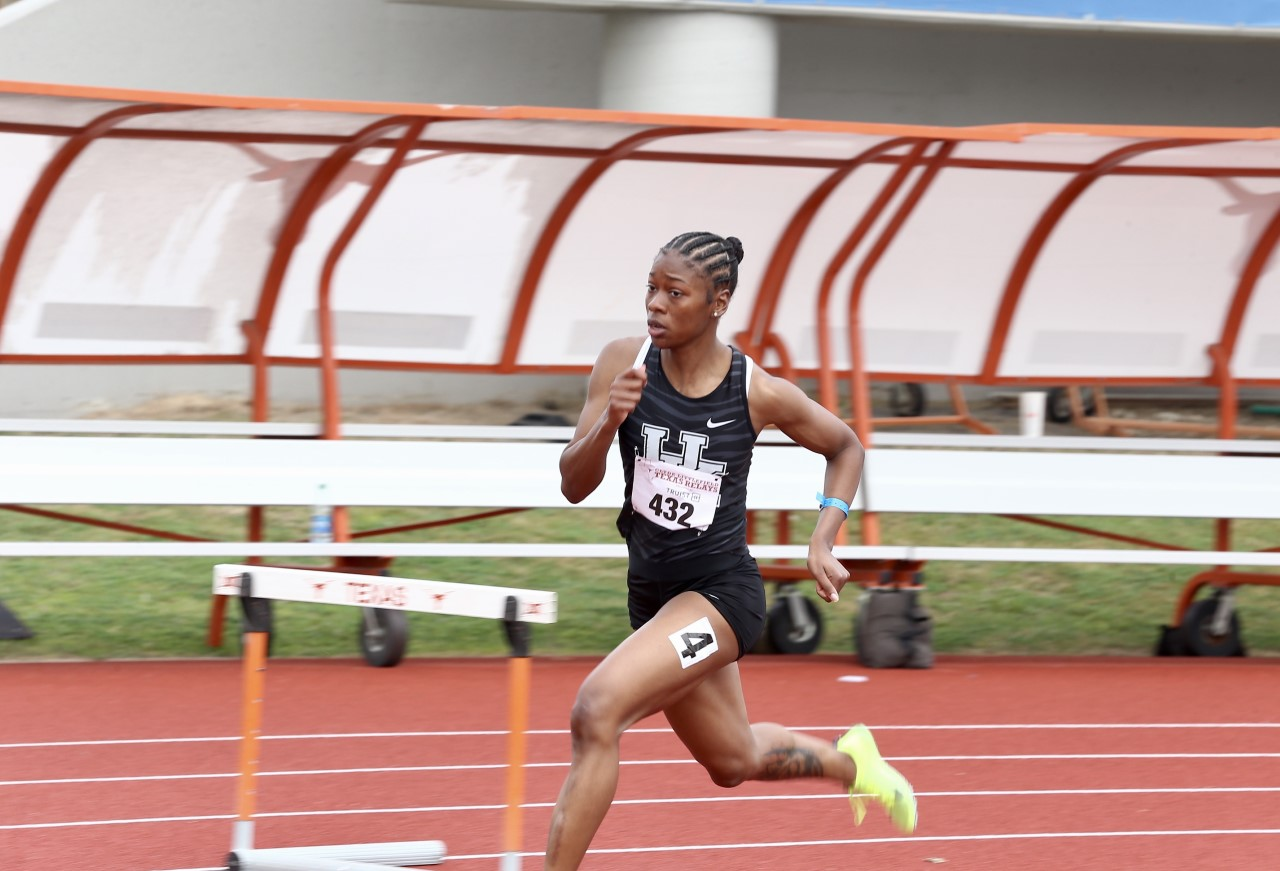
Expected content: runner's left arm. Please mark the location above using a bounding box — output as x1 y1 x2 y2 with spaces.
750 370 864 602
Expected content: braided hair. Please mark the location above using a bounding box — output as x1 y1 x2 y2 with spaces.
660 231 745 299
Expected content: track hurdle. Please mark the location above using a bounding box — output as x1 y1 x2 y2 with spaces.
213 564 558 871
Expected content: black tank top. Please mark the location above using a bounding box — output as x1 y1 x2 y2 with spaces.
616 338 758 571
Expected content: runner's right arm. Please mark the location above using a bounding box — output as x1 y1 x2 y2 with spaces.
560 337 646 503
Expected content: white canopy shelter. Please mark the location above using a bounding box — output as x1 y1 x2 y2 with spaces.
1 80 1278 439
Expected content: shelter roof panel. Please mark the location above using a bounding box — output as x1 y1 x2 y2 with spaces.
3 134 299 357
418 118 659 150
953 133 1162 167
955 131 1280 174
0 91 138 130
516 160 831 369
265 150 591 365
765 161 905 371
1234 272 1280 382
0 131 53 252
857 166 1067 378
117 107 413 140
1120 139 1280 172
996 173 1245 380
2 81 1279 395
631 129 900 161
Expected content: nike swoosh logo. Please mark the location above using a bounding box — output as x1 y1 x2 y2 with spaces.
706 418 736 429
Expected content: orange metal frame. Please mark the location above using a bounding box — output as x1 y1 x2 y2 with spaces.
3 82 1280 641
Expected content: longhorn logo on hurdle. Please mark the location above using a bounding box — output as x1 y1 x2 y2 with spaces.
214 572 244 596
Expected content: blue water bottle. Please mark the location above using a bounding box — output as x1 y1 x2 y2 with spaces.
309 483 334 543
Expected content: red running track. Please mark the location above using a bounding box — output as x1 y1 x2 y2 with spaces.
4 654 1280 870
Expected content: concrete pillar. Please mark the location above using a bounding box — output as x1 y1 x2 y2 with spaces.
600 11 778 117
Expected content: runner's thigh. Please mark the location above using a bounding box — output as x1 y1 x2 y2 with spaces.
584 591 742 728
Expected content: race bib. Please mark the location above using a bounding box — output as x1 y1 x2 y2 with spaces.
631 455 722 532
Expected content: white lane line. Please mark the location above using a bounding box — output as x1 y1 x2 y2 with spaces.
899 753 1280 760
571 828 1280 854
4 722 1278 749
872 723 1280 730
7 787 1280 830
0 759 702 787
1 762 536 786
455 828 1280 860
7 750 1280 788
6 813 233 830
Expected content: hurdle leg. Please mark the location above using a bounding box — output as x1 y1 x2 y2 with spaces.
501 595 532 871
233 630 269 853
502 655 531 871
208 594 228 648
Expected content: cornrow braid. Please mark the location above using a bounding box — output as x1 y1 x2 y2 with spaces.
661 231 745 297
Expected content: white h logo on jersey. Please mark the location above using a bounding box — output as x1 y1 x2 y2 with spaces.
639 424 727 475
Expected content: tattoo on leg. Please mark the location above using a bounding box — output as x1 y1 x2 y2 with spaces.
760 745 823 780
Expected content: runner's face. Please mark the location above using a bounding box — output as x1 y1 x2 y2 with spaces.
645 252 719 347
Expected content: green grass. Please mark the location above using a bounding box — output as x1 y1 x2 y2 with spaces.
2 504 1277 661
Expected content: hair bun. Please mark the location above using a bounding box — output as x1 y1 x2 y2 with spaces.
725 235 745 265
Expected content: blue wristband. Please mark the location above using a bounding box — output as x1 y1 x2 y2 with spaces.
816 492 850 517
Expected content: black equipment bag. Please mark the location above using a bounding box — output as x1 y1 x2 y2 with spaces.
854 586 933 669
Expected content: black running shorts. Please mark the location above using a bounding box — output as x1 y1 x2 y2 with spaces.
627 551 766 659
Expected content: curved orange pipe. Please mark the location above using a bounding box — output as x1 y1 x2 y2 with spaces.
845 142 957 448
744 137 928 360
499 126 716 371
1209 200 1280 438
315 120 430 443
1216 202 1280 364
248 115 425 356
312 120 430 544
813 140 932 411
1207 343 1239 439
979 138 1215 381
837 142 954 548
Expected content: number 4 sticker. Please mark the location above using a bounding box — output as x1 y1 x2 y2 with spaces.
668 616 719 669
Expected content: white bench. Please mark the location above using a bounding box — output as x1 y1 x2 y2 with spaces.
2 422 1279 657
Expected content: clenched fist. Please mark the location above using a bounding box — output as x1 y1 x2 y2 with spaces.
607 364 648 426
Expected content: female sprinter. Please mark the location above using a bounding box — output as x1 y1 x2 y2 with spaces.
545 231 917 869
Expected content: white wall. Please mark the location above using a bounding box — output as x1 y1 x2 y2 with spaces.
2 0 1276 126
600 11 778 115
0 0 603 108
778 17 1280 126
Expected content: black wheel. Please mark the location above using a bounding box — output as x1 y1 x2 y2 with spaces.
888 383 926 418
1154 623 1190 656
1180 596 1245 657
359 608 409 667
766 593 824 655
1046 387 1096 424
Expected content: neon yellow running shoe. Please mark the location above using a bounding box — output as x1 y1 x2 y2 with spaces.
836 724 917 833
